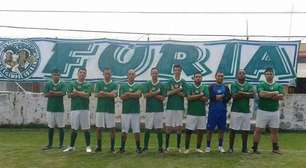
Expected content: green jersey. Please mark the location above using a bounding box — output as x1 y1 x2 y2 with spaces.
68 80 92 111
143 80 166 112
166 78 188 110
43 80 66 112
231 81 254 113
95 80 118 113
187 83 209 116
257 81 284 112
119 82 142 114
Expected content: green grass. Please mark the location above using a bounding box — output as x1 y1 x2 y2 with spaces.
1 128 306 168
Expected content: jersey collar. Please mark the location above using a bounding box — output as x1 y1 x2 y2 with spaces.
264 80 275 85
173 77 181 83
76 80 85 84
128 82 135 87
151 80 159 86
52 80 61 86
236 81 246 86
104 80 112 85
193 83 202 88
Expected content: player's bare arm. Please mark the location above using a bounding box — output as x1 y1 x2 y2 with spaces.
155 95 165 101
259 91 278 98
167 88 182 96
187 92 204 101
128 91 142 98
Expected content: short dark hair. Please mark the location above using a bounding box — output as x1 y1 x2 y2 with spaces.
151 67 158 72
103 67 111 72
173 64 182 70
78 67 87 72
264 68 274 74
194 71 202 77
215 71 224 76
52 69 60 75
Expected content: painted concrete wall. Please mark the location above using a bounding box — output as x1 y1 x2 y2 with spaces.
0 92 304 130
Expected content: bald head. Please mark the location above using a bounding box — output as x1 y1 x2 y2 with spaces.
128 69 136 83
237 69 246 83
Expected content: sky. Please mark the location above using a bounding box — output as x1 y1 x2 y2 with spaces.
0 0 305 42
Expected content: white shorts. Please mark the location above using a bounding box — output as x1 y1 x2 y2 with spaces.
47 112 65 128
164 110 183 127
229 112 251 131
145 112 163 129
71 110 90 130
96 112 115 128
121 114 140 133
255 109 279 129
185 115 206 130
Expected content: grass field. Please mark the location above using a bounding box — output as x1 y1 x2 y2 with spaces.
1 128 306 168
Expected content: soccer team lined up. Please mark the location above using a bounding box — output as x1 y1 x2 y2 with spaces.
43 64 284 155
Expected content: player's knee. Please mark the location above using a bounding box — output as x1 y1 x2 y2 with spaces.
185 129 193 134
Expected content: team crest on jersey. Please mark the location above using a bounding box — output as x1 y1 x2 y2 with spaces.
195 90 200 94
174 84 181 89
0 39 40 80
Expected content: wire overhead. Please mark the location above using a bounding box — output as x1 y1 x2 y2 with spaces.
0 9 305 14
0 25 305 38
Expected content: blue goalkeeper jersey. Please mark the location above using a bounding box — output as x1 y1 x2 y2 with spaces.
208 83 231 115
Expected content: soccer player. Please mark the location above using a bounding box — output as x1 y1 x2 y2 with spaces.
165 64 188 152
142 67 166 153
119 69 142 154
43 69 66 150
63 68 92 153
252 68 284 154
184 71 209 154
94 67 118 153
228 69 254 153
206 71 231 153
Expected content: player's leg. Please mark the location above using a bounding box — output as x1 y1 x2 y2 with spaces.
105 112 116 153
252 127 262 153
107 112 116 153
95 112 104 152
132 114 142 153
241 113 251 153
110 127 116 153
228 112 239 153
195 116 206 153
43 112 55 150
184 129 192 154
175 110 184 152
143 113 153 152
184 115 195 153
164 110 173 151
196 129 204 153
119 114 129 153
217 114 226 153
252 110 267 154
206 114 216 152
95 127 102 152
271 128 280 154
155 112 164 153
81 110 91 153
156 128 163 153
56 112 65 149
241 130 248 153
270 111 280 154
228 129 235 153
63 111 79 152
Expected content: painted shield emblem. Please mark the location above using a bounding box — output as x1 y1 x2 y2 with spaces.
0 39 40 80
